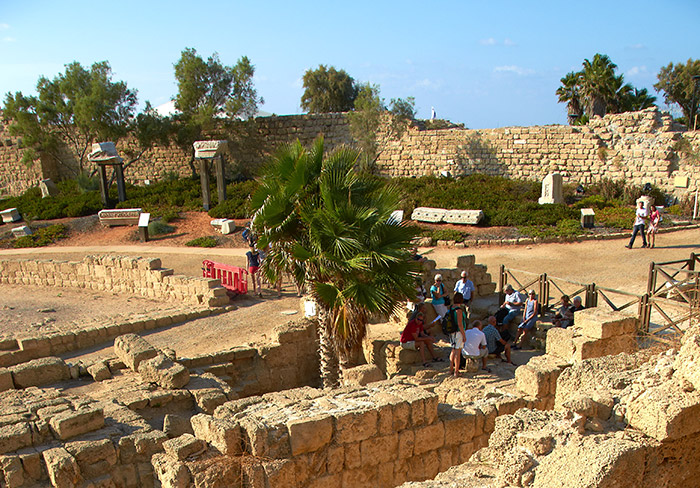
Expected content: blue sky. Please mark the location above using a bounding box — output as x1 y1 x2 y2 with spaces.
1 0 698 129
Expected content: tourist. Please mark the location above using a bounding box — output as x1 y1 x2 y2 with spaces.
461 319 489 372
483 315 514 364
409 277 428 312
553 295 574 328
646 204 661 248
448 292 468 377
246 245 263 298
400 304 442 367
626 200 648 249
454 270 476 310
411 247 427 263
430 274 450 319
513 290 538 349
499 284 524 326
569 296 585 327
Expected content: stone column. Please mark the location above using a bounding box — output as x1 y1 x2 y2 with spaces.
193 140 229 211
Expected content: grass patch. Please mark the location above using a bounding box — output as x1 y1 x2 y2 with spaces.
430 229 464 242
596 206 635 229
185 236 219 247
519 218 582 239
12 224 68 248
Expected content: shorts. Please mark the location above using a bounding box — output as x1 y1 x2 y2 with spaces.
449 331 464 350
248 266 259 274
463 348 488 359
401 341 417 351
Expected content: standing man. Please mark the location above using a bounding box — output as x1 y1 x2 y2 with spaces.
626 200 648 249
454 270 476 317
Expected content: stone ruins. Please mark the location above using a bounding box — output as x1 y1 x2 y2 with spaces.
0 249 698 488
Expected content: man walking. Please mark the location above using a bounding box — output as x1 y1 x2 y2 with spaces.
626 200 648 249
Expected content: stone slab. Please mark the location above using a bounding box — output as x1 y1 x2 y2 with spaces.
193 140 228 159
343 364 385 387
10 357 70 388
114 334 158 371
162 434 205 461
287 415 333 456
515 355 568 398
40 178 58 198
538 172 563 204
411 207 446 223
1 208 21 223
190 414 241 456
574 308 637 339
545 327 575 362
88 142 122 162
49 408 105 440
98 209 142 227
220 219 235 235
443 209 484 225
11 226 31 237
580 208 595 228
626 381 700 441
572 335 638 363
137 353 190 389
42 448 81 488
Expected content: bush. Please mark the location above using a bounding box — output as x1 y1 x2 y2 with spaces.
0 180 103 220
573 195 617 210
519 218 582 239
148 220 176 236
596 206 635 229
12 224 68 248
185 236 219 247
430 229 464 242
208 180 258 219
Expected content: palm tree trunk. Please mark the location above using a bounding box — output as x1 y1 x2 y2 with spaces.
318 308 340 388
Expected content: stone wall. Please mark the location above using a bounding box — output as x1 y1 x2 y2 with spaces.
0 255 229 308
2 108 699 204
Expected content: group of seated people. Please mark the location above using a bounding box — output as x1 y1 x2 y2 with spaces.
401 276 585 373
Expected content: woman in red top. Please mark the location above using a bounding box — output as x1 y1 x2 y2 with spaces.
646 205 661 249
400 305 443 367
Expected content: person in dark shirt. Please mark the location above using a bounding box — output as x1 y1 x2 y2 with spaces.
246 245 262 297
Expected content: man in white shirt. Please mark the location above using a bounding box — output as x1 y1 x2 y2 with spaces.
626 200 648 249
454 270 476 304
461 320 489 372
500 284 524 326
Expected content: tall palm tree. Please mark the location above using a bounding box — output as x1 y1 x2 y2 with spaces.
556 71 584 124
579 53 619 117
251 138 418 387
621 87 657 112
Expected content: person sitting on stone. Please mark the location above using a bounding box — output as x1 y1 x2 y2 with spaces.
569 296 585 326
461 319 489 372
553 295 574 328
410 247 427 263
513 290 538 349
400 304 442 367
483 315 515 365
499 284 524 326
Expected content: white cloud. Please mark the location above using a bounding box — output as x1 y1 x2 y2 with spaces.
626 65 648 77
504 38 516 46
479 38 497 46
411 78 441 90
2 36 16 42
0 23 9 30
494 65 534 76
627 43 645 50
480 37 516 47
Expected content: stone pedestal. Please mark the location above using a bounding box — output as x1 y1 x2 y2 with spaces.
538 173 563 205
580 208 595 228
194 140 229 211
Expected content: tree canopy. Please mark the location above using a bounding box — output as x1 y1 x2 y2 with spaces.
654 59 700 126
556 53 656 124
300 65 358 113
2 61 138 172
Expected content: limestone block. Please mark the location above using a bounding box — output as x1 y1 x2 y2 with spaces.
40 178 58 198
546 327 575 362
571 335 637 362
360 433 398 466
42 448 81 488
0 368 14 392
626 381 700 441
0 422 32 454
515 356 568 399
343 364 385 387
162 434 205 461
517 431 554 456
0 455 23 487
444 209 484 225
262 459 296 487
411 207 446 223
48 407 104 440
574 308 637 339
114 334 158 371
333 409 378 444
287 414 333 456
580 208 595 228
137 353 190 389
220 220 236 235
674 326 700 391
190 414 241 456
11 226 31 237
64 439 117 479
10 357 70 388
456 255 476 268
0 208 21 223
152 452 191 488
191 388 227 413
413 422 445 455
87 361 112 382
441 409 476 446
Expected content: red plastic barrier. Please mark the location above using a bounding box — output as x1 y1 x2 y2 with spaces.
202 259 248 295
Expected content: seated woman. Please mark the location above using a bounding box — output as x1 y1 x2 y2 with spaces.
400 304 443 367
553 295 574 328
513 290 538 349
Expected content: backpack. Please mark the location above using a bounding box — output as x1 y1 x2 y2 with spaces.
442 306 458 335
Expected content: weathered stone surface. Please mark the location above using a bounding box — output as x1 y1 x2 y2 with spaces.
575 308 637 339
411 207 446 223
193 140 228 159
333 409 378 444
162 433 205 461
572 335 638 362
626 381 700 441
114 334 158 371
287 415 333 456
88 142 121 162
538 172 563 204
87 360 112 382
98 209 141 227
0 454 23 487
443 209 484 225
190 414 241 456
0 422 32 454
152 452 191 488
164 414 194 438
343 364 385 387
11 226 32 237
0 368 14 392
48 407 104 440
64 438 117 479
516 356 568 399
137 353 190 389
545 327 575 361
0 208 21 223
674 326 700 391
42 447 81 488
10 357 69 388
40 178 58 198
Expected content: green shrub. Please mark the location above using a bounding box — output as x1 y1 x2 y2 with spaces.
0 180 102 220
596 206 635 229
519 218 582 239
156 209 180 223
430 229 464 242
185 236 219 247
573 195 617 210
12 224 68 248
208 180 258 219
148 220 176 236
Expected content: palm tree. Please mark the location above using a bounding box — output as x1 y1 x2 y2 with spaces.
251 138 418 387
556 72 584 124
579 53 619 117
621 87 657 112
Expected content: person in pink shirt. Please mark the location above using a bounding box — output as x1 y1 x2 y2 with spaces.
646 204 661 249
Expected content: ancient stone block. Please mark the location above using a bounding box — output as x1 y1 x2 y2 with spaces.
40 178 58 198
411 207 446 223
0 423 32 454
574 308 637 339
626 381 700 441
152 452 191 488
413 422 445 455
441 408 476 446
11 226 31 237
137 353 190 389
515 355 568 399
287 415 333 456
546 327 575 361
64 439 117 479
343 364 385 387
164 414 194 439
98 209 142 227
48 407 104 440
114 334 158 371
674 326 700 391
571 335 637 362
443 209 484 225
42 448 81 488
190 414 241 456
0 454 23 487
333 410 378 444
0 368 13 392
162 434 205 461
0 208 21 223
360 434 398 466
10 357 70 388
87 361 112 382
580 208 595 228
